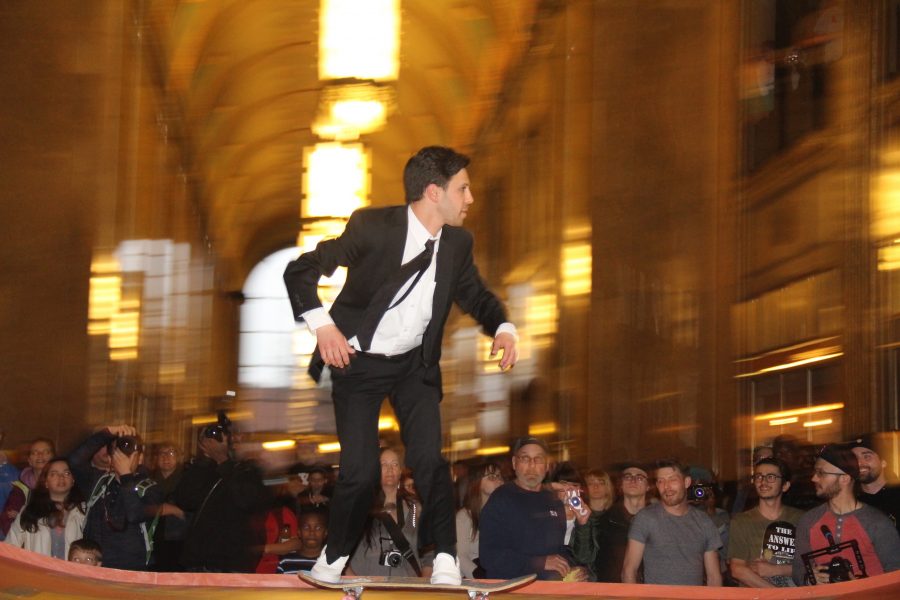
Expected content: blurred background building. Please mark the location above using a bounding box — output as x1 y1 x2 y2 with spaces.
1 0 898 481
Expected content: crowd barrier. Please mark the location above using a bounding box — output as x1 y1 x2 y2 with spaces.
1 543 898 599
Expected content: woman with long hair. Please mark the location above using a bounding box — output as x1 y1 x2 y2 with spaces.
347 448 427 577
456 461 503 578
5 458 86 559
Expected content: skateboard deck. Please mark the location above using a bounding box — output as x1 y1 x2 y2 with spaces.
299 571 536 599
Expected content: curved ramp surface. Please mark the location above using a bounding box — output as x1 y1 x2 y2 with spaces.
2 543 899 599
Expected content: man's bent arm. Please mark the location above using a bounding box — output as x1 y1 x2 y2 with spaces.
729 558 773 588
703 550 722 587
621 539 644 583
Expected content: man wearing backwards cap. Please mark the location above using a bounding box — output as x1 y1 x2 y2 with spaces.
848 434 900 534
792 444 900 585
479 436 586 580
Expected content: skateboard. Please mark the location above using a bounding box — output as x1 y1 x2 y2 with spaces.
299 571 536 599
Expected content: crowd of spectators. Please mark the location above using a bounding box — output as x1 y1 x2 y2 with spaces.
1 425 898 588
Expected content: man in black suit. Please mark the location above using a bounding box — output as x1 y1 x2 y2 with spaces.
284 146 517 584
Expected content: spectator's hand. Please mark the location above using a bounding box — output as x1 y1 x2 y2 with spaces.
199 436 230 464
547 482 578 494
543 554 571 578
160 503 185 519
749 559 777 577
574 503 591 525
106 424 137 437
111 448 135 476
563 566 590 582
286 476 308 497
812 565 831 585
316 324 355 369
491 332 517 371
310 493 328 504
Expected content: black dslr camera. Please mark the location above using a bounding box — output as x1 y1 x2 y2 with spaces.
827 556 854 582
107 435 143 457
199 410 233 443
380 549 403 568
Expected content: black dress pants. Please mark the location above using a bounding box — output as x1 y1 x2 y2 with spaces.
324 349 456 562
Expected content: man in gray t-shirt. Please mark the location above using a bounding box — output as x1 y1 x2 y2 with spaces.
622 459 722 586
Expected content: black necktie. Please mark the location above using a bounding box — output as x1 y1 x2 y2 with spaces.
356 239 435 352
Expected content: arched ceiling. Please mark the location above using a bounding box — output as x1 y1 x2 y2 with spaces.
143 0 541 288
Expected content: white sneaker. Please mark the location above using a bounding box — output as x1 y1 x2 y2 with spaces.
430 552 462 585
310 546 349 583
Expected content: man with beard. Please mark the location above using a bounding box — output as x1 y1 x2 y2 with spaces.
792 444 900 585
849 434 900 534
622 459 722 586
728 458 805 587
479 436 587 580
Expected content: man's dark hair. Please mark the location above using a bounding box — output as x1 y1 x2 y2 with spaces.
754 456 792 482
654 458 689 477
403 146 470 203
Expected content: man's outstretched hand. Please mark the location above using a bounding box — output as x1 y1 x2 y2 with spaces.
316 324 356 368
491 331 518 371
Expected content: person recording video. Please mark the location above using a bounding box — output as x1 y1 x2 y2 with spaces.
68 424 161 571
174 408 268 572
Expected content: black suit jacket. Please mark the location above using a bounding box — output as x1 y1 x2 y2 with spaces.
284 205 508 385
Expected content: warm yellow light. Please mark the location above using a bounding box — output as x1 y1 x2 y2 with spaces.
318 441 342 453
529 422 557 436
109 310 140 361
319 0 399 81
109 348 138 361
525 294 558 338
754 403 844 422
737 352 843 378
88 275 121 322
769 417 799 426
191 411 253 426
313 83 393 140
878 244 900 271
303 143 369 218
378 417 398 431
262 440 297 451
476 446 510 456
803 418 833 428
562 242 592 297
451 438 481 452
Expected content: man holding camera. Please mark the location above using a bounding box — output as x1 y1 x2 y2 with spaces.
622 459 722 586
728 457 804 587
175 413 268 573
479 436 585 580
792 444 900 585
69 425 161 571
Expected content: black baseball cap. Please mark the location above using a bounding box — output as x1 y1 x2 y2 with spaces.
511 436 549 455
847 433 877 454
818 443 860 480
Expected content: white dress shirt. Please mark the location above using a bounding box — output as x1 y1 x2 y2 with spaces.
302 206 516 355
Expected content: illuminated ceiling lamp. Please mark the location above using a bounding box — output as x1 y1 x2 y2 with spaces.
302 142 370 220
319 0 399 81
316 0 400 141
313 82 395 141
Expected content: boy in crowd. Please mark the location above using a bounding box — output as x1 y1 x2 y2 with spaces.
68 539 103 567
277 510 328 575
